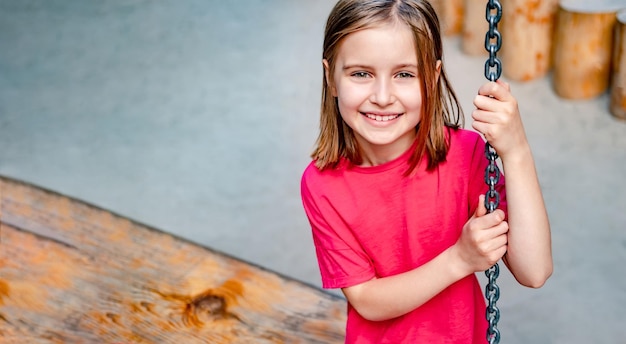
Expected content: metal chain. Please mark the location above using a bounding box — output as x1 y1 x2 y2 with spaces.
484 0 503 82
484 147 501 344
484 1 502 343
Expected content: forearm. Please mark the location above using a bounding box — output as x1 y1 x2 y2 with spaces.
342 247 470 321
501 145 553 287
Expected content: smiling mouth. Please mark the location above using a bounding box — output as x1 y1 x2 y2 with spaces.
362 112 401 122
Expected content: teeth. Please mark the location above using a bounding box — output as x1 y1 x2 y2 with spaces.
365 113 399 122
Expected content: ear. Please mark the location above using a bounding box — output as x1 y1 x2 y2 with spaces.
435 59 442 83
323 59 337 97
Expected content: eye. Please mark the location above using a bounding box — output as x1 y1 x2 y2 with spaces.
396 72 415 79
351 71 371 78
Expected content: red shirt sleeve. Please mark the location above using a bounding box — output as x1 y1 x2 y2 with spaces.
300 164 376 289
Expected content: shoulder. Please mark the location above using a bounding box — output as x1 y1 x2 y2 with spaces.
448 128 485 155
442 128 488 170
301 161 325 189
449 127 483 147
301 161 342 197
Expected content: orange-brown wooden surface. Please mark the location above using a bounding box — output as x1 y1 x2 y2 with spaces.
462 0 489 56
0 176 346 343
500 0 559 81
430 0 464 36
552 5 618 99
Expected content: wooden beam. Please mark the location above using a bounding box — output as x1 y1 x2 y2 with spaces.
0 176 346 343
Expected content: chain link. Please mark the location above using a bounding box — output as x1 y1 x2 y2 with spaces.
484 1 502 343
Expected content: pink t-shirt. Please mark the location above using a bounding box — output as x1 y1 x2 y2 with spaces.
301 129 507 343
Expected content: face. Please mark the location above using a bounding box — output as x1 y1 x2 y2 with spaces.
325 21 424 165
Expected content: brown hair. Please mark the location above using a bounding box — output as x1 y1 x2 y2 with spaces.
312 0 463 173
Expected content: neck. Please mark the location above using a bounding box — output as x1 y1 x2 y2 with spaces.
357 134 416 167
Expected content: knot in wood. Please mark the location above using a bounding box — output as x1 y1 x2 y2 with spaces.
183 291 234 326
192 293 227 316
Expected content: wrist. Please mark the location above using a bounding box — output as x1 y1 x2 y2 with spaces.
500 143 533 167
444 245 473 281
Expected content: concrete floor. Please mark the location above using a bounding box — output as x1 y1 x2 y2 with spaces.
1 1 625 343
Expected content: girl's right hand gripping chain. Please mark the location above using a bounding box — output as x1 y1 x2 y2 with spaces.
452 195 508 275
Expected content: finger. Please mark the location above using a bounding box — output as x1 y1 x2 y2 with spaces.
490 220 509 237
493 245 508 262
471 120 494 141
493 232 508 247
483 233 508 255
477 81 513 102
471 211 506 233
473 94 508 114
487 210 506 226
493 209 506 221
471 108 499 124
473 194 487 218
496 79 511 92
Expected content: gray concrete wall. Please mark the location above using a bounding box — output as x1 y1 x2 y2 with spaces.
1 1 625 343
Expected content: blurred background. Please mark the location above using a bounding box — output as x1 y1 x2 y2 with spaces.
1 1 625 343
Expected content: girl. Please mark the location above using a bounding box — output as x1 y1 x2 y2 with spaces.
300 0 553 343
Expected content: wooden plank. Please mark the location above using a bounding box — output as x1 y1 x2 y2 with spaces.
0 176 346 343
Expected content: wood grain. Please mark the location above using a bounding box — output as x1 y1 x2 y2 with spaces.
0 176 346 343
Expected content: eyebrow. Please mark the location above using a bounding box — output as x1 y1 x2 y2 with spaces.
342 64 418 70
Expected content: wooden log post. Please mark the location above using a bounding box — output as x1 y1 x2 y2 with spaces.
552 1 622 99
430 0 464 36
610 10 626 120
462 0 489 56
500 0 559 82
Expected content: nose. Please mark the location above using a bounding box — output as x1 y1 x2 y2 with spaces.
370 78 395 106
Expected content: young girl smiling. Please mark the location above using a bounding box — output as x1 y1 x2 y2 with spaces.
301 0 553 342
